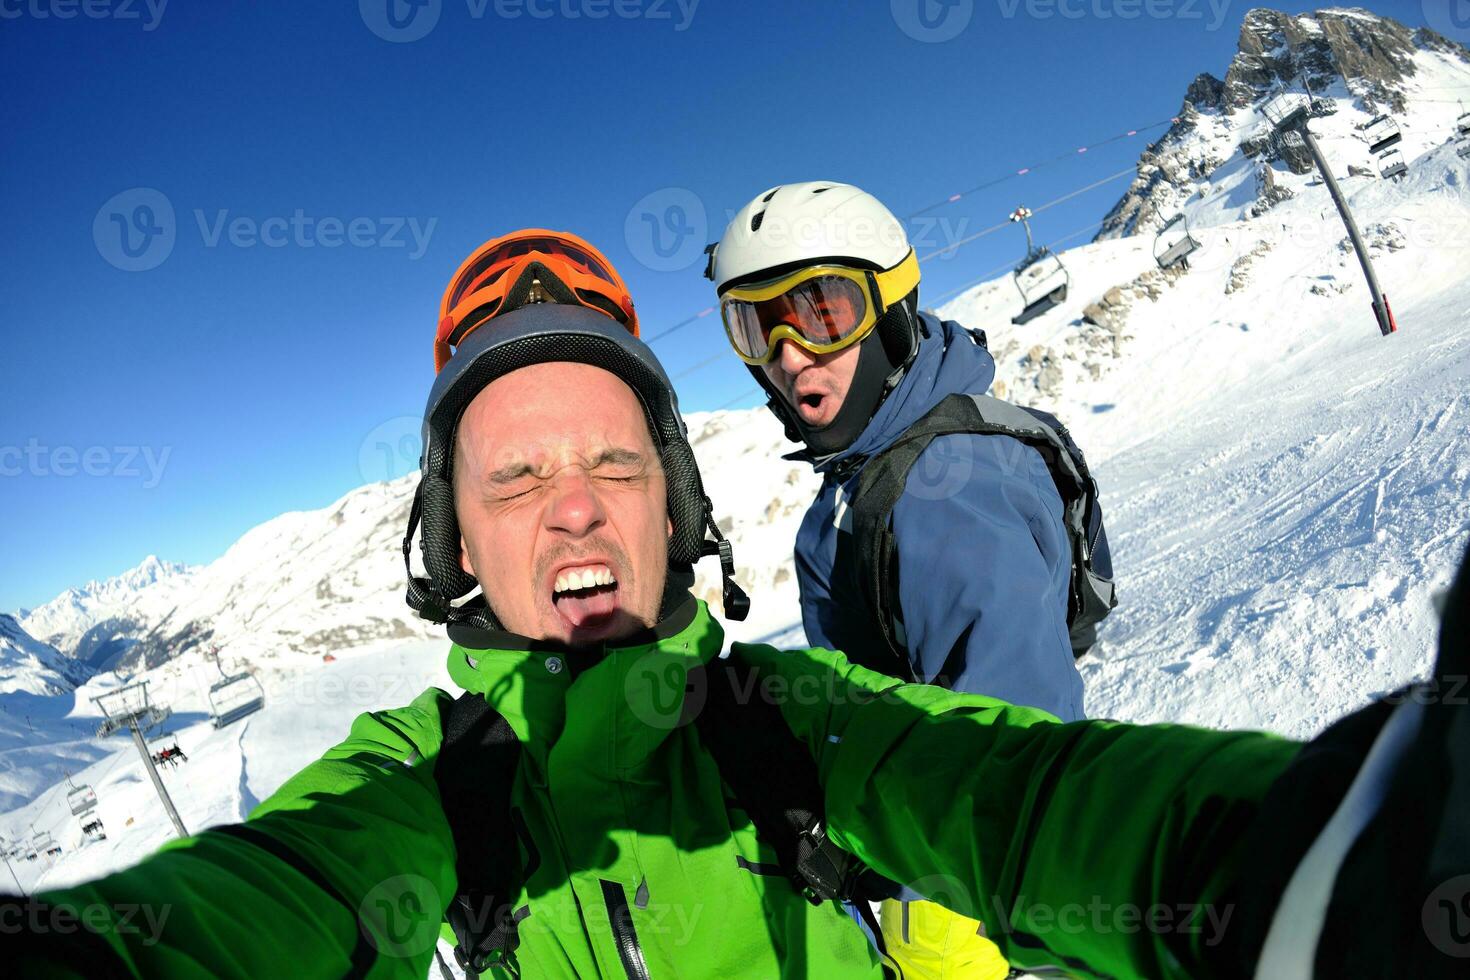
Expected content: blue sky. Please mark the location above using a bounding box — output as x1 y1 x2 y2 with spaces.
0 0 1434 611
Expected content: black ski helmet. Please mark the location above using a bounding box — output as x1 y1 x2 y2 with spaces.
402 303 748 629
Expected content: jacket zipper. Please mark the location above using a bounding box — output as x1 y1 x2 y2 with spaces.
599 879 651 980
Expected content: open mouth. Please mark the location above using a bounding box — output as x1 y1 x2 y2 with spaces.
551 562 620 629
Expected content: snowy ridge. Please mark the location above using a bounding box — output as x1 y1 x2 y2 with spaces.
5 8 1470 947
19 556 197 670
0 614 85 697
1097 6 1470 239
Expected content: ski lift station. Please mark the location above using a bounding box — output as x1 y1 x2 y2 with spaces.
1153 214 1201 270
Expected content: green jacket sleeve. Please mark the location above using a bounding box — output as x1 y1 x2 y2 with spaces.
732 642 1301 980
28 688 458 980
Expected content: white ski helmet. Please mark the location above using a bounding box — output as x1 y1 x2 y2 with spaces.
706 181 913 293
705 182 925 456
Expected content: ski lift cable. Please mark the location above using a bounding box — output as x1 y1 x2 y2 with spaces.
644 161 1146 354
926 220 1107 307
904 117 1179 219
710 386 764 412
918 167 1138 263
670 349 727 381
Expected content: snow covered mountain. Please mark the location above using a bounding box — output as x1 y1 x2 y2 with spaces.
5 10 1469 954
0 614 87 696
1098 6 1470 239
19 555 197 671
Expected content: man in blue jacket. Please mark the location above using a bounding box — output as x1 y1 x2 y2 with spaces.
706 181 1087 975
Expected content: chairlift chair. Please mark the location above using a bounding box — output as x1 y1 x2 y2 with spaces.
67 784 98 815
1377 148 1407 180
1153 214 1201 270
1455 104 1470 138
81 818 107 842
1458 140 1470 161
1364 114 1402 155
148 730 188 767
209 671 265 728
1008 205 1071 325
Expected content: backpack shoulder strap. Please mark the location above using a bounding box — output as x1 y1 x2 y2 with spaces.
849 393 1116 671
434 691 528 978
848 395 998 680
691 658 887 905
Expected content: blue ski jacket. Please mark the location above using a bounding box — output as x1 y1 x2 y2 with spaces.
793 313 1085 720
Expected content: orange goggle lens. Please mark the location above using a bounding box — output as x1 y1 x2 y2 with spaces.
446 235 618 312
722 274 871 364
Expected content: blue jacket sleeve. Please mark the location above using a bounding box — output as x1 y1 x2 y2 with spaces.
890 432 1085 720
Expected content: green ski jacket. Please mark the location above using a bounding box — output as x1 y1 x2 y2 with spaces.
31 599 1302 979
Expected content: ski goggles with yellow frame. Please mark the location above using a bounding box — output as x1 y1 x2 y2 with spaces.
720 250 920 365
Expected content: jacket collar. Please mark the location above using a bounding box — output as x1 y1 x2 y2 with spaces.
443 595 724 772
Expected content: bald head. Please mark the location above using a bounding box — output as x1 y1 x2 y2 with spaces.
452 361 672 647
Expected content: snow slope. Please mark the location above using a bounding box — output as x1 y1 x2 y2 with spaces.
4 13 1469 973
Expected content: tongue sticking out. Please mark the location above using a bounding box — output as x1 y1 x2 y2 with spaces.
553 583 619 628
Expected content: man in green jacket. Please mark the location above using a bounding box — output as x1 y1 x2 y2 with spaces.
11 271 1467 979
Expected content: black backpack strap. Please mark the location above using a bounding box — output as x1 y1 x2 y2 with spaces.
691 658 892 906
849 396 997 680
434 691 527 978
849 394 1118 667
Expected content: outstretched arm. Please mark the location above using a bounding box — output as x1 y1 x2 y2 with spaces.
732 641 1300 980
15 689 457 979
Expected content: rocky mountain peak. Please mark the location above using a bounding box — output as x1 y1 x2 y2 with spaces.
1095 7 1470 242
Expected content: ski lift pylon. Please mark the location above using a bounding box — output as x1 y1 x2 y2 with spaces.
1008 206 1070 325
1364 114 1402 155
1153 213 1201 270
